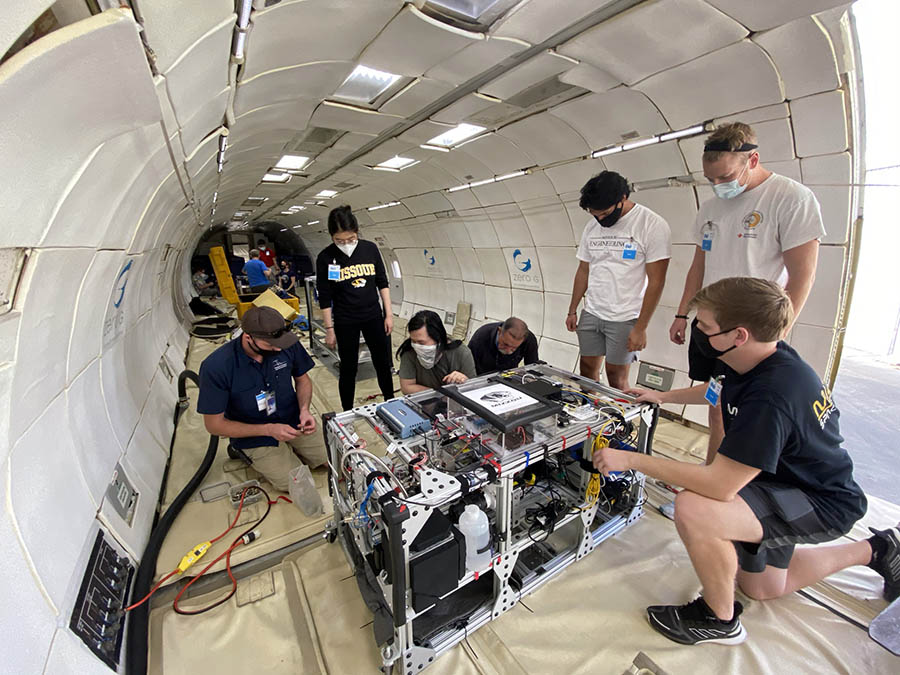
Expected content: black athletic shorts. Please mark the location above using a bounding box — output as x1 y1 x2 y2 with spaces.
687 318 726 382
735 481 851 573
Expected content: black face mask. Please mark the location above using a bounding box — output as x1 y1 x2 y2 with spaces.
248 336 279 358
692 320 737 359
595 202 623 228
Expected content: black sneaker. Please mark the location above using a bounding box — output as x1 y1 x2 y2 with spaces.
647 597 747 645
868 525 900 601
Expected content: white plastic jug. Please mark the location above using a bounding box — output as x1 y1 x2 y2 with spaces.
288 464 323 517
458 504 491 572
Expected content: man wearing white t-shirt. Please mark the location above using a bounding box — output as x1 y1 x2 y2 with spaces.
566 171 671 389
668 121 823 472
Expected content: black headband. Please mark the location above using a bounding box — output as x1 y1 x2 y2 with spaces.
703 140 758 152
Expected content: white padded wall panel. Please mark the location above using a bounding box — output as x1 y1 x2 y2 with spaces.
9 395 95 613
635 40 784 130
472 181 515 207
458 134 534 175
395 247 424 276
537 337 579 372
511 290 544 336
633 188 697 245
488 205 532 248
425 38 526 85
790 324 834 377
476 249 510 287
801 152 852 244
0 489 57 675
550 90 669 150
433 247 460 279
139 0 233 73
403 192 455 216
143 370 177 452
503 173 559 201
463 282 486 320
537 248 578 295
427 278 447 309
463 210 501 248
544 158 606 196
542 292 579 346
122 420 168 499
753 17 840 100
493 0 612 44
559 0 747 86
100 337 143 452
400 302 414 319
445 280 464 312
635 305 690 373
359 5 480 77
68 251 127 384
498 114 591 165
520 197 576 248
178 88 230 156
444 219 474 247
0 0 54 57
453 248 484 283
603 143 687 183
422 247 444 278
44 628 110 675
790 90 848 157
243 0 402 79
9 249 94 440
484 286 511 321
0 9 160 248
404 276 423 305
67 361 123 508
800 245 845 328
425 222 452 248
705 0 849 32
659 244 696 308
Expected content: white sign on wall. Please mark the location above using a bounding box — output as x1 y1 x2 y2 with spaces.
504 247 542 290
103 257 135 347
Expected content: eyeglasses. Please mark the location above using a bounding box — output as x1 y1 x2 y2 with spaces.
333 236 358 245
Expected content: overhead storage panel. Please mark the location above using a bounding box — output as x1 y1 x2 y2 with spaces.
790 90 848 157
753 17 840 100
705 0 849 32
635 40 784 130
425 38 527 85
550 89 669 150
503 173 558 201
243 0 402 79
359 4 481 77
559 0 746 86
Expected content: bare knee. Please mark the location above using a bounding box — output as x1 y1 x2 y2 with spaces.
673 491 707 535
737 577 785 601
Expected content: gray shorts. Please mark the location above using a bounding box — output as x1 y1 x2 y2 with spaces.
576 311 639 364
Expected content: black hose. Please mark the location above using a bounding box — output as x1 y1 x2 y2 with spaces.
156 370 201 511
126 370 216 675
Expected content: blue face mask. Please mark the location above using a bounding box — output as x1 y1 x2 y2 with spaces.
711 162 750 200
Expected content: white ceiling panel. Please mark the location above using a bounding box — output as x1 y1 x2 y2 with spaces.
431 93 494 125
235 62 356 117
457 134 534 173
493 0 617 45
425 37 528 85
232 100 319 139
753 17 840 100
603 143 688 183
705 0 850 32
243 0 402 79
140 0 234 73
380 78 456 117
558 63 620 93
479 52 574 100
632 186 698 245
635 40 785 129
309 103 403 135
426 149 493 182
790 89 848 157
800 152 852 244
498 113 591 164
398 119 455 144
559 0 747 86
549 89 669 149
403 191 455 216
359 5 481 77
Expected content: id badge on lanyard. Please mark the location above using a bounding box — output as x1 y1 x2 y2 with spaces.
256 390 277 415
327 262 341 281
704 377 723 407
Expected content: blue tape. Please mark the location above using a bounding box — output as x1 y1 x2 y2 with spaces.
524 451 530 468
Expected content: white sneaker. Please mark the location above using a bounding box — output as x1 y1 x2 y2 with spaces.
658 499 676 521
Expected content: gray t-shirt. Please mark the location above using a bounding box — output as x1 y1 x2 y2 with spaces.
398 343 477 389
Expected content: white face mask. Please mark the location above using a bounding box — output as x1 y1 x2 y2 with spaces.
336 241 358 257
411 343 438 369
711 162 750 200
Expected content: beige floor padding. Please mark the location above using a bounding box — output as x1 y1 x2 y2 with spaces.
147 332 900 674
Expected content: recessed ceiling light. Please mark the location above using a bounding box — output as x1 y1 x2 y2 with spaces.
316 189 338 198
376 156 418 170
428 0 503 20
280 211 294 215
289 205 306 211
334 65 401 104
426 123 486 148
262 173 291 183
275 154 310 170
308 220 320 225
246 196 267 202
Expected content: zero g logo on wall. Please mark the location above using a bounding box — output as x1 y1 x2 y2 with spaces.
423 248 436 266
505 248 541 290
103 257 135 346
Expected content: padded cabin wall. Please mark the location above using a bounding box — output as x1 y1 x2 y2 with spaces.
0 9 197 671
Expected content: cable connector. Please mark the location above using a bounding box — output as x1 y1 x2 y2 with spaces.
240 530 261 546
177 541 212 573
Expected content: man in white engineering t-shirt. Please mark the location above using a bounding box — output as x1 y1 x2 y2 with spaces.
566 171 671 389
662 122 824 517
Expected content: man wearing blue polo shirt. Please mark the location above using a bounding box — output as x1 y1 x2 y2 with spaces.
243 249 272 293
198 306 326 491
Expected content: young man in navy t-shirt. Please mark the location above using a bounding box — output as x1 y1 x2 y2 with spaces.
596 277 900 645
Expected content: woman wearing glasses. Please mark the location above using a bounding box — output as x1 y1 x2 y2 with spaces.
315 205 396 410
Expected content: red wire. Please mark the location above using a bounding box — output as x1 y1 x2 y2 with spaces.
125 569 179 611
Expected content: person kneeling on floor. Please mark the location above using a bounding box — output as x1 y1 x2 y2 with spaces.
197 306 327 492
596 277 900 645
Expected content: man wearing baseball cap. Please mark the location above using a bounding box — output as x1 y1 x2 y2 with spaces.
198 306 326 491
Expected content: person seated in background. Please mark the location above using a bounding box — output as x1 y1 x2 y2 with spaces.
191 265 217 296
594 277 898 646
397 310 476 394
468 316 539 375
197 306 326 492
243 248 271 293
